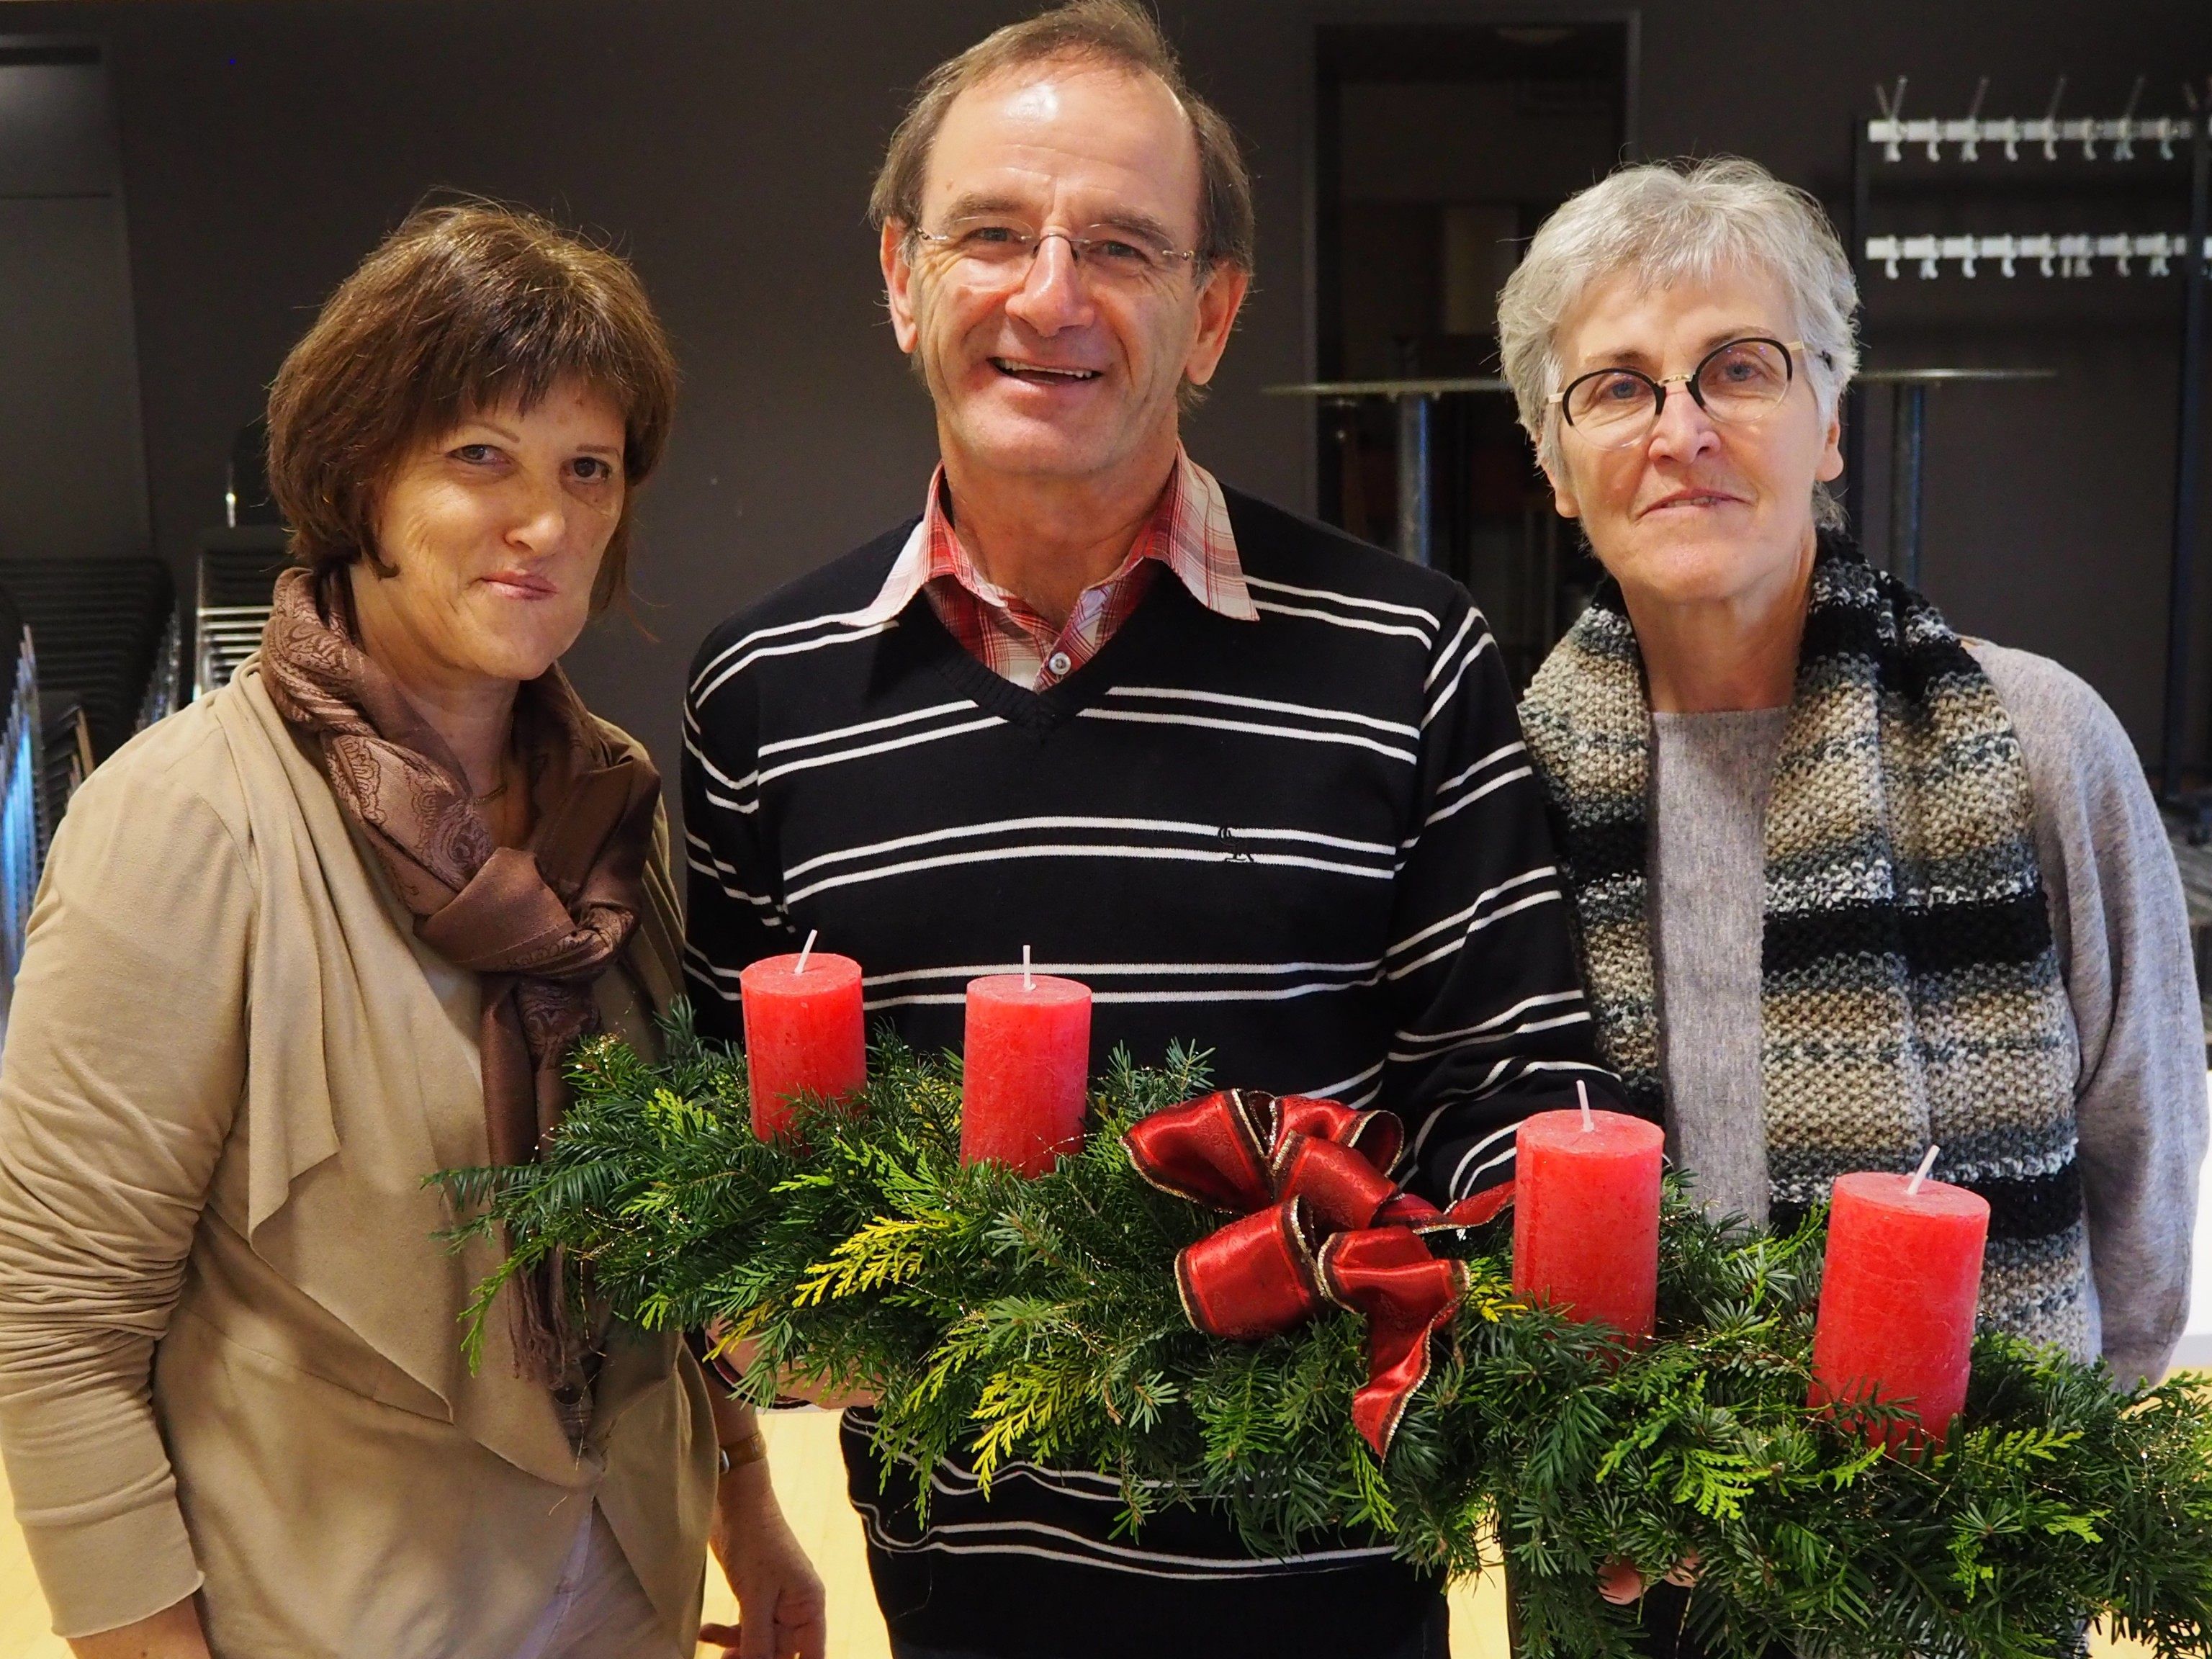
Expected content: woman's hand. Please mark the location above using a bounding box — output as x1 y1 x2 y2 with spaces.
66 1596 214 1658
699 1458 827 1659
1597 1551 1699 1605
1597 1557 1645 1605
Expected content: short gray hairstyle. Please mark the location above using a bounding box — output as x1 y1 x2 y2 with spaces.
1496 156 1861 531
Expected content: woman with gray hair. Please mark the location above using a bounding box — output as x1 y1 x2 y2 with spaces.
1502 156 2206 1652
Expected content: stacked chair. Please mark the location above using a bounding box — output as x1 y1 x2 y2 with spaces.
0 425 279 1013
0 590 39 990
0 557 181 864
192 529 287 698
194 421 289 698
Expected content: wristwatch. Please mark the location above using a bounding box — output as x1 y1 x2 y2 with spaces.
719 1427 770 1475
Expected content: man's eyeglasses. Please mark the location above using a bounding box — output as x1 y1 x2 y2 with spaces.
1552 337 1833 449
911 216 1204 289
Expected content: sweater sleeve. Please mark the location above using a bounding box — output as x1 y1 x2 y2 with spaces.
1389 591 1628 1205
0 765 251 1635
682 634 802 1044
1973 643 2208 1385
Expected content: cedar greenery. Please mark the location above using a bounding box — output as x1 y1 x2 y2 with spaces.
438 1007 2212 1658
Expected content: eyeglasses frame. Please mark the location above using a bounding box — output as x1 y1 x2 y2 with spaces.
907 220 1208 287
1550 336 1835 448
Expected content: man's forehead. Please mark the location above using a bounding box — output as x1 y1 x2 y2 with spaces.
995 77 1066 125
924 58 1201 220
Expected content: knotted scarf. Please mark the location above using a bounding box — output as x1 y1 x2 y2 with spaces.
260 567 661 1403
1519 538 2088 1354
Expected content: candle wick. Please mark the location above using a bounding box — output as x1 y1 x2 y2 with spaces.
1022 944 1033 992
1577 1079 1595 1133
1907 1143 1941 1197
796 929 818 976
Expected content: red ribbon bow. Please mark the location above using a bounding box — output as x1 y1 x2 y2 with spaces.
1123 1089 1514 1457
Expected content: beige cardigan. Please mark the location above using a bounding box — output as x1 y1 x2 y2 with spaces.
0 662 716 1653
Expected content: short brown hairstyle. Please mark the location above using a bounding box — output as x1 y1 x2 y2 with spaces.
868 0 1254 274
266 201 678 613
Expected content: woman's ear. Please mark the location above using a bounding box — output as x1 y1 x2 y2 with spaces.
1542 456 1583 521
1817 404 1845 484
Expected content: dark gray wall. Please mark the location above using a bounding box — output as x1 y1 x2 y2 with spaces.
4 0 2208 781
0 46 150 564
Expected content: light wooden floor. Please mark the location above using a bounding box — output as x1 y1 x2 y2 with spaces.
0 1406 2150 1658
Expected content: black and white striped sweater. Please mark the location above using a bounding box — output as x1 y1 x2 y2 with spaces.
682 487 1622 1659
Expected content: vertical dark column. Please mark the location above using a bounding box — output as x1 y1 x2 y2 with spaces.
1312 38 1345 529
1845 116 1871 547
1889 382 1926 588
2162 112 2210 802
1395 393 1432 565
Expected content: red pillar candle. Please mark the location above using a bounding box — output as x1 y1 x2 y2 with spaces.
960 965 1092 1177
1809 1166 1989 1451
739 945 866 1141
1511 1103 1665 1341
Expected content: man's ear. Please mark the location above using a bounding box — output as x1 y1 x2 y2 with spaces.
881 222 920 354
1181 261 1251 388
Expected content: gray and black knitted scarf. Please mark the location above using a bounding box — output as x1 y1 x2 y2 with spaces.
1520 538 2090 1354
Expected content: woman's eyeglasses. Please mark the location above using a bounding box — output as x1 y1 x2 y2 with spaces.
911 216 1203 290
1552 337 1832 449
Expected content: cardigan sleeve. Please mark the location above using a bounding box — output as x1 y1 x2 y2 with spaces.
0 759 253 1635
1387 589 1629 1205
1972 642 2208 1385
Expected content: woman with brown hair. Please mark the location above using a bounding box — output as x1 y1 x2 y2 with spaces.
0 204 824 1658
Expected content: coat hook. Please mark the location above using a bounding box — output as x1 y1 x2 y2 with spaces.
1958 76 1990 160
2113 74 2145 160
1874 76 1907 161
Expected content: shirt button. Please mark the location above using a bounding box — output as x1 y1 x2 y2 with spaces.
1046 651 1073 678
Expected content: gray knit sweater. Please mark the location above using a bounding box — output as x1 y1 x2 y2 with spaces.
1650 641 2206 1385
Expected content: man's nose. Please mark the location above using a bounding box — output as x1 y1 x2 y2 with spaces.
1003 233 1095 333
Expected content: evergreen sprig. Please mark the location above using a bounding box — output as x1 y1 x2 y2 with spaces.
436 1007 2212 1659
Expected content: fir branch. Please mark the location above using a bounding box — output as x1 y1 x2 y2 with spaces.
433 1005 2212 1658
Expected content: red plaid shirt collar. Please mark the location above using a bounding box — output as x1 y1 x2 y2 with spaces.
856 449 1255 691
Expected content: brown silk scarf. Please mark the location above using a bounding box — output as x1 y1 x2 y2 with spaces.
260 566 660 1395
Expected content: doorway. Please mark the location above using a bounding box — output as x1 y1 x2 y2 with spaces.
1313 20 1635 685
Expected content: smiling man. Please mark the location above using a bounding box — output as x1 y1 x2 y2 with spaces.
680 6 1624 1658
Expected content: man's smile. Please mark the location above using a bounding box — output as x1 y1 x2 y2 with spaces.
989 356 1105 383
